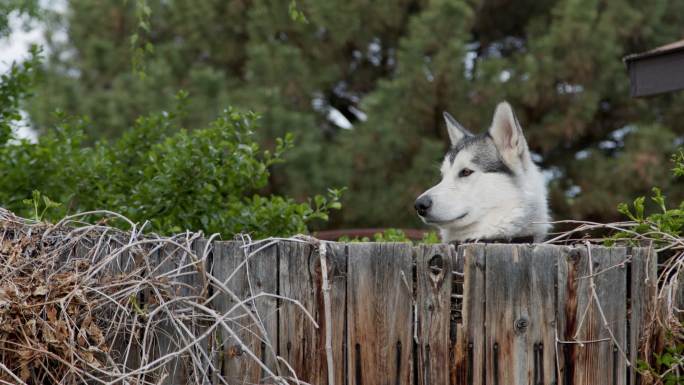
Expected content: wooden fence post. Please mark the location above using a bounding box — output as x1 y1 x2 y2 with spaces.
415 243 454 385
462 244 486 385
211 241 278 384
30 231 657 385
629 246 657 385
484 244 558 385
557 246 628 385
347 243 413 385
278 240 347 385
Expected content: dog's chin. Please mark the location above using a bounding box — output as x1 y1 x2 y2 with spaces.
421 212 468 226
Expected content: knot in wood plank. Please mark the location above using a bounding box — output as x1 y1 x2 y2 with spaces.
567 249 582 263
514 317 528 334
428 254 444 275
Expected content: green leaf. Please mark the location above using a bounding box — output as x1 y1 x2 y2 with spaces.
288 0 308 24
633 196 645 220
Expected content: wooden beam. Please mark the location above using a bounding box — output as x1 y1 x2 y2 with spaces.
624 39 684 97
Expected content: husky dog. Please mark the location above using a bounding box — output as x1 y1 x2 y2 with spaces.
414 102 550 243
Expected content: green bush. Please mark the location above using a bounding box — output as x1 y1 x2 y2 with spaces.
612 150 683 384
0 91 341 238
613 149 684 244
338 228 440 244
636 330 683 385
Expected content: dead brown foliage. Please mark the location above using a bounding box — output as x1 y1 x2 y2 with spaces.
0 209 298 385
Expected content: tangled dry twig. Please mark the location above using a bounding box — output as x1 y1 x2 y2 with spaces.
0 209 681 384
0 208 319 385
545 219 683 383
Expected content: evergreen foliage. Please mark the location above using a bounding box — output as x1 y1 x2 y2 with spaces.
0 91 341 237
8 0 684 229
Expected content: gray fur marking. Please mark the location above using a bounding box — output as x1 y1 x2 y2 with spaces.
448 133 513 175
443 111 473 136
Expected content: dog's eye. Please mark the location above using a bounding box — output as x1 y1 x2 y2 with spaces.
459 168 474 177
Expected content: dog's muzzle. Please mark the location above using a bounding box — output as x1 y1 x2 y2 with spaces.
414 195 432 217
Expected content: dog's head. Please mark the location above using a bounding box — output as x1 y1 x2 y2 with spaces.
415 102 548 242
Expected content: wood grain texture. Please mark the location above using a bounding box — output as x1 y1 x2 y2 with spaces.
153 239 210 384
629 247 657 385
244 240 279 379
80 238 144 381
152 243 188 385
190 238 213 385
211 241 278 384
450 245 465 385
278 240 347 385
62 237 655 385
557 246 628 385
347 243 413 385
484 244 558 385
211 241 243 382
461 244 486 385
114 244 142 380
167 238 212 384
328 242 348 385
415 243 453 385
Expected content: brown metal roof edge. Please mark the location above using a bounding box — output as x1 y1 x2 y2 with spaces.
623 39 684 63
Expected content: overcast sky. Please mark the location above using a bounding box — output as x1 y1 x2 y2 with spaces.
1 11 47 71
1 12 46 141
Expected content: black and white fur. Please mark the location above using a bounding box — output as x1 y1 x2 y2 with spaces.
414 102 550 243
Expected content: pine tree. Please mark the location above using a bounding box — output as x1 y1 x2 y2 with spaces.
467 0 684 222
20 0 684 229
336 0 474 226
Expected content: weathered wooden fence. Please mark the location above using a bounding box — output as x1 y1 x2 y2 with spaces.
126 240 655 385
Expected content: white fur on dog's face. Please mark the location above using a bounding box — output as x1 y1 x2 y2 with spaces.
415 102 550 242
420 148 522 233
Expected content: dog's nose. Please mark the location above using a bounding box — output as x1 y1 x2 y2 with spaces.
414 195 432 216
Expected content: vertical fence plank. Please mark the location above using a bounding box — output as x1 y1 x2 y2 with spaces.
536 245 560 385
278 241 347 384
156 239 212 385
347 243 413 385
79 236 143 381
174 237 212 384
155 238 211 384
328 242 348 385
416 243 453 385
212 241 279 384
190 238 213 385
211 241 242 382
55 234 659 384
115 245 142 380
246 240 280 379
135 246 159 385
557 246 588 385
451 246 466 385
558 246 628 385
610 247 629 385
462 244 486 385
152 243 188 385
629 246 657 385
484 244 557 385
278 241 317 382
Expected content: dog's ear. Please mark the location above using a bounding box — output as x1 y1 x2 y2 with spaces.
443 111 472 145
489 102 530 168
